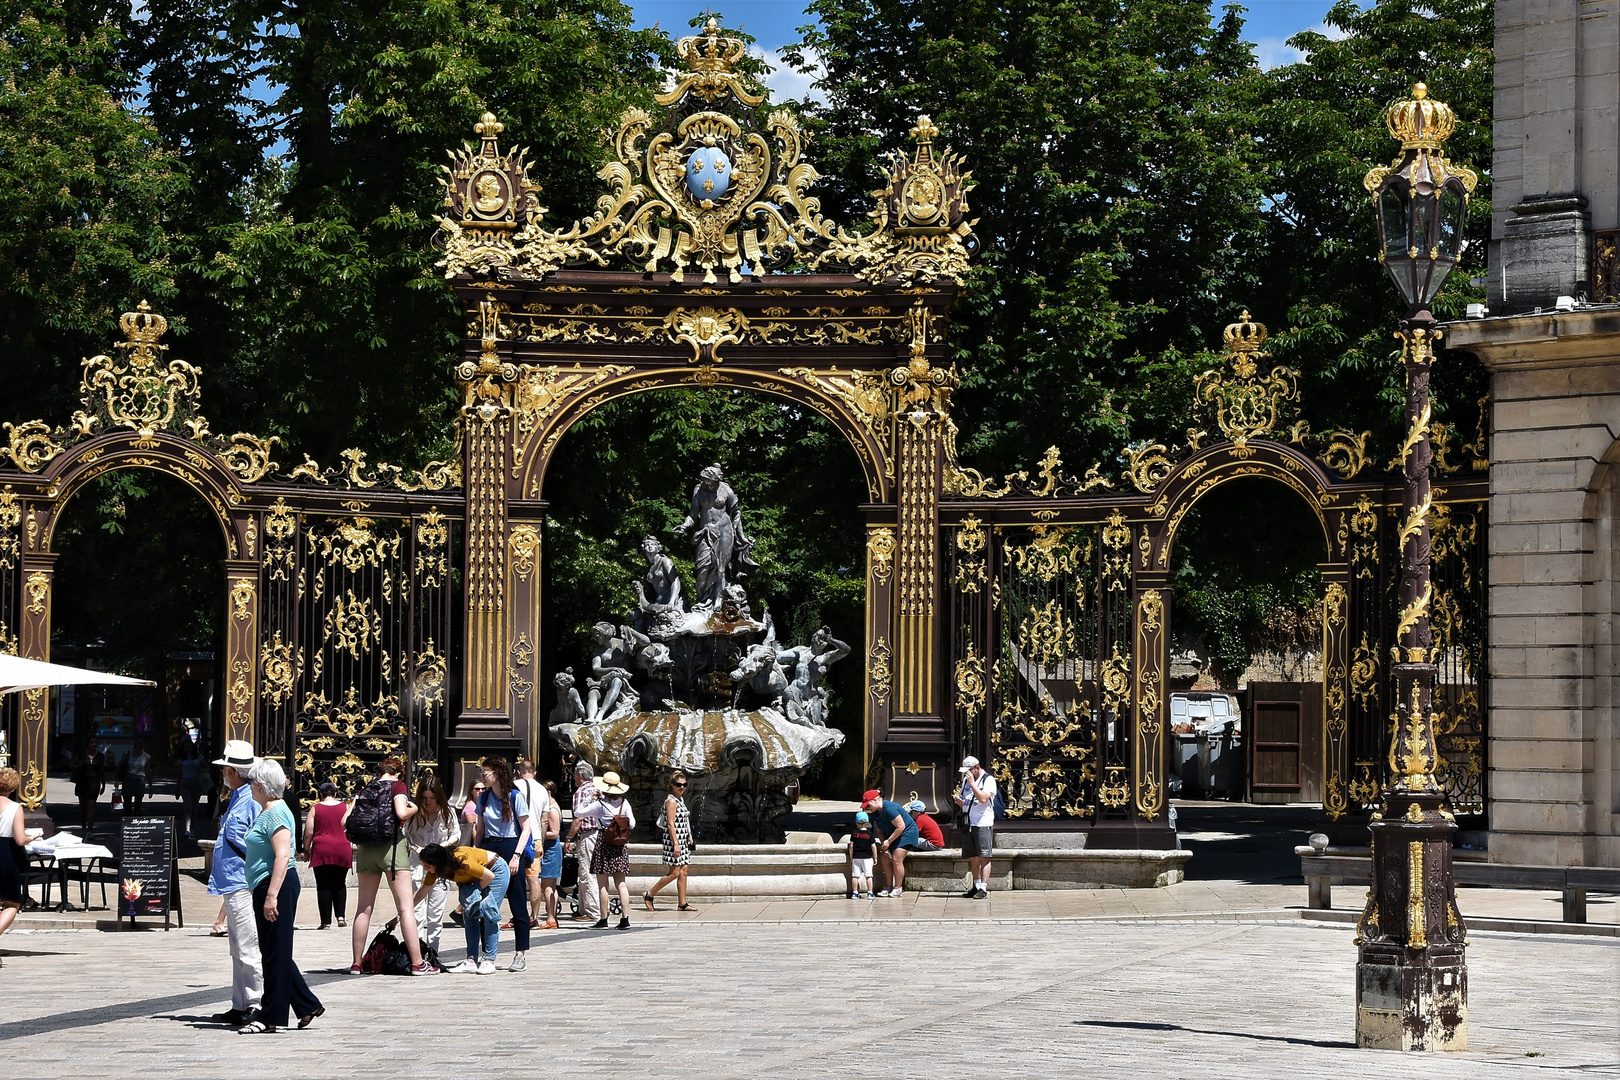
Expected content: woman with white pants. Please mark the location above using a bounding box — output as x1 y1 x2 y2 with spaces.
404 775 460 963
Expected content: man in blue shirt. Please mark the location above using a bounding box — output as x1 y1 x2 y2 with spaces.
859 789 918 897
208 741 263 1026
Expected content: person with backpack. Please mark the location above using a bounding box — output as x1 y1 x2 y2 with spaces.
471 757 533 972
952 755 998 900
347 757 434 976
566 769 635 929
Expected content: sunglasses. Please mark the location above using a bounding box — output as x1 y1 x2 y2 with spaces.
673 782 688 788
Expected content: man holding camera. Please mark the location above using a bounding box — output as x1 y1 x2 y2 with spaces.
953 756 996 900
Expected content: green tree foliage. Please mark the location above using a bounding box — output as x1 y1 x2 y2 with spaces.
1170 479 1327 683
788 0 1268 477
0 2 188 421
52 471 226 673
1253 0 1493 447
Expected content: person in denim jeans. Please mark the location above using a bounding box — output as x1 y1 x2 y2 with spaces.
414 844 508 975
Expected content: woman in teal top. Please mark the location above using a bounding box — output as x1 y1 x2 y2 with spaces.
238 759 324 1033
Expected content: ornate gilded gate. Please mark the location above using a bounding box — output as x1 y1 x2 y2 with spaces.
0 302 462 807
0 17 1488 839
940 316 1489 840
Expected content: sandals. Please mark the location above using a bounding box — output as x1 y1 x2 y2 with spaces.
298 1007 325 1030
678 903 695 911
209 928 229 938
237 1020 278 1035
642 893 656 912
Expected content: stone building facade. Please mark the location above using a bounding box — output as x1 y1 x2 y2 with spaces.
1446 0 1618 867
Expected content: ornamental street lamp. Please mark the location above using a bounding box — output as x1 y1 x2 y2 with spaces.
1355 83 1477 1052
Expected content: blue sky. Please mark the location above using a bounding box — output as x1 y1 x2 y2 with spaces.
630 1 1343 96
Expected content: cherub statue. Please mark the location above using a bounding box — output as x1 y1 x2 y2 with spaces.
781 626 852 728
584 622 638 724
548 668 586 728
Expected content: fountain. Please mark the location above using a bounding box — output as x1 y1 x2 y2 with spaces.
550 464 849 842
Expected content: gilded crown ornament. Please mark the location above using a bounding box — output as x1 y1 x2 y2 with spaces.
432 19 977 286
1193 310 1300 449
1385 83 1456 151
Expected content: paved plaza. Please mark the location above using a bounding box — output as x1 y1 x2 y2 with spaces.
2 899 1616 1078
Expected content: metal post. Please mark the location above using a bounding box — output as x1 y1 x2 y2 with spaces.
1354 312 1469 1050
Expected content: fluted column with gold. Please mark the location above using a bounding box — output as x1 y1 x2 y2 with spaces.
457 297 517 727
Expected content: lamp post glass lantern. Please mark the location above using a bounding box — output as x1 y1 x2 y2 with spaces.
1353 83 1477 1053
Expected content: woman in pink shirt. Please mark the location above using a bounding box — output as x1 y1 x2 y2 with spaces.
302 781 352 929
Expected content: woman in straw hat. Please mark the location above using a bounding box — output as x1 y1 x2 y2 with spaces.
566 769 635 929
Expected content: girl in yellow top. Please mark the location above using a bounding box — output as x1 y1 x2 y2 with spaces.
413 845 507 974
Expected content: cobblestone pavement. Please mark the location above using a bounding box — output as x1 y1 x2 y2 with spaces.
2 910 1615 1078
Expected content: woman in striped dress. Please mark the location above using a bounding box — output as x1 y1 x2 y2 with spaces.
644 772 694 912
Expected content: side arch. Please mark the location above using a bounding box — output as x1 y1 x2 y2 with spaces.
37 431 246 555
1143 438 1353 818
1147 441 1338 573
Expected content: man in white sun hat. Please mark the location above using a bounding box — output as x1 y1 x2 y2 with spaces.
952 756 996 900
207 740 264 1025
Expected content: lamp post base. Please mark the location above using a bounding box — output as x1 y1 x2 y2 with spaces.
1356 947 1468 1050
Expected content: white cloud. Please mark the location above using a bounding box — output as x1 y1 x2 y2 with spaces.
753 45 825 105
1255 37 1307 69
1252 24 1349 70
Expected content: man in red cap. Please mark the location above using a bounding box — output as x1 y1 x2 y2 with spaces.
859 790 917 896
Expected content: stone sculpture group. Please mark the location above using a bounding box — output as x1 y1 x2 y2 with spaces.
549 465 849 841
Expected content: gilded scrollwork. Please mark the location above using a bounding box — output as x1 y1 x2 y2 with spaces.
1002 526 1087 582
324 593 383 660
868 527 897 586
1016 599 1075 667
868 639 893 705
1121 442 1174 494
0 421 66 473
434 22 975 287
954 643 987 715
1192 312 1300 448
508 525 540 583
262 632 300 708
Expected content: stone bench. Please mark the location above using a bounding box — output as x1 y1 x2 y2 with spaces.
1297 847 1620 923
614 842 1191 897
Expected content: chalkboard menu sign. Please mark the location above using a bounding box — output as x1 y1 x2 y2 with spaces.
120 816 177 925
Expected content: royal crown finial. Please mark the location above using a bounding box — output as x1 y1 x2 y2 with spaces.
1386 82 1456 151
1222 311 1267 353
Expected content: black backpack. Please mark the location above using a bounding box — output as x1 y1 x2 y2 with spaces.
345 778 399 845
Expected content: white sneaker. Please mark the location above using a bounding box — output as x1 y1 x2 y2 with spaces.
444 959 478 975
508 954 527 973
476 959 497 975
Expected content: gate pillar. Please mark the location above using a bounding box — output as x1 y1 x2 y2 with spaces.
507 512 543 764
1131 574 1171 835
871 309 955 811
16 547 56 812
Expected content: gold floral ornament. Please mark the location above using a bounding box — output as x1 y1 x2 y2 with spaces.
432 20 977 288
1192 311 1300 450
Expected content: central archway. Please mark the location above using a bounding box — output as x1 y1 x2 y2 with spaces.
537 385 872 798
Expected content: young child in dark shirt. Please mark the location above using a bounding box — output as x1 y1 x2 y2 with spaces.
847 811 876 899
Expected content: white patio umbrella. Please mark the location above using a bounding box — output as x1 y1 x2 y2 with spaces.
0 654 156 695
